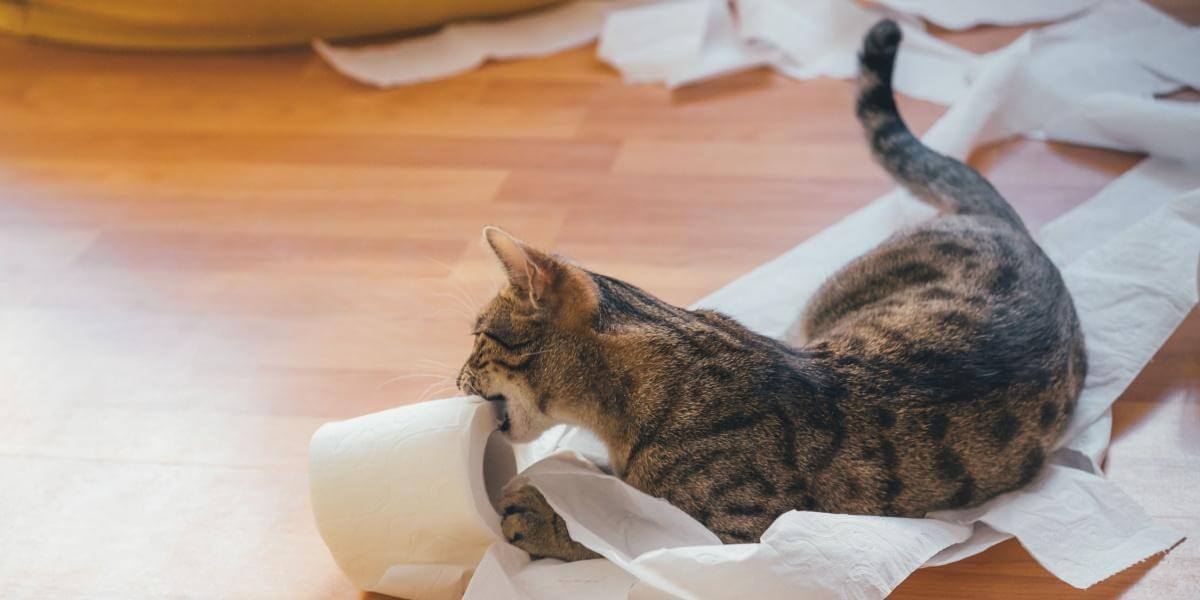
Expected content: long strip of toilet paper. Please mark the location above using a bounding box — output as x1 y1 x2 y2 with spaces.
459 15 1199 600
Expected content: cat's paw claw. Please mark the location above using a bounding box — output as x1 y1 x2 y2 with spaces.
498 483 599 562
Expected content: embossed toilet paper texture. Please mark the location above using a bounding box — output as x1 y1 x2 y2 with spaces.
310 397 513 600
461 9 1196 597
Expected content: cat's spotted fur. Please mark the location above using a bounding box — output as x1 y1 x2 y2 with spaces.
458 20 1085 561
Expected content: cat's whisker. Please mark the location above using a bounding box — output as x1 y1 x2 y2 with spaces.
444 276 483 313
419 358 454 371
376 372 451 391
416 381 456 403
432 292 479 322
430 307 475 324
413 380 444 402
440 283 477 315
432 290 476 313
423 255 464 279
430 269 482 312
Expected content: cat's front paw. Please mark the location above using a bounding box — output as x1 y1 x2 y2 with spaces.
498 483 600 562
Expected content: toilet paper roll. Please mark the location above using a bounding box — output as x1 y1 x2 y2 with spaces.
309 396 516 600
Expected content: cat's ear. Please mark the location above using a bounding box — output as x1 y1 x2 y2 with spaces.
483 226 556 305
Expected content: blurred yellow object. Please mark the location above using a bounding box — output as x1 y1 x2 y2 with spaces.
0 0 565 50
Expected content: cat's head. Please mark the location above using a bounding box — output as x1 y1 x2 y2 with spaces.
457 226 608 442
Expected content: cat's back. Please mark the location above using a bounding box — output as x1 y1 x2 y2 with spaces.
800 214 1086 515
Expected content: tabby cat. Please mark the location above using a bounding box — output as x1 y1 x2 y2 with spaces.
457 20 1085 561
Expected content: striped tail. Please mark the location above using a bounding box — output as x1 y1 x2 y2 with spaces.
856 20 1025 231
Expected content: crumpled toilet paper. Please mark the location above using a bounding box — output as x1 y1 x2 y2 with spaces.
315 0 984 104
736 0 983 104
309 1 1199 598
597 0 775 88
1131 28 1200 90
314 0 648 87
979 0 1197 158
313 0 1200 118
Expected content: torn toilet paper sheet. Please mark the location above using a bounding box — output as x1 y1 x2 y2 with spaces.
597 0 775 88
1131 27 1200 90
1039 158 1200 275
313 0 647 87
927 464 1185 587
1034 156 1200 474
1046 184 1200 452
981 0 1196 155
737 0 982 104
1038 0 1190 48
1040 93 1200 164
864 0 1198 162
466 542 640 600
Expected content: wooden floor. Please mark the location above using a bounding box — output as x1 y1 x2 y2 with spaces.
1 5 1197 598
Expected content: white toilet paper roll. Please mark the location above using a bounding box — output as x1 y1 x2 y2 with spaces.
309 396 516 600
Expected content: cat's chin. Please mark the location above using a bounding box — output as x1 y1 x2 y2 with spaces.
501 421 548 444
501 411 555 444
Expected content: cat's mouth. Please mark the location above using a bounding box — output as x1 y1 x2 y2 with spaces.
486 394 511 433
